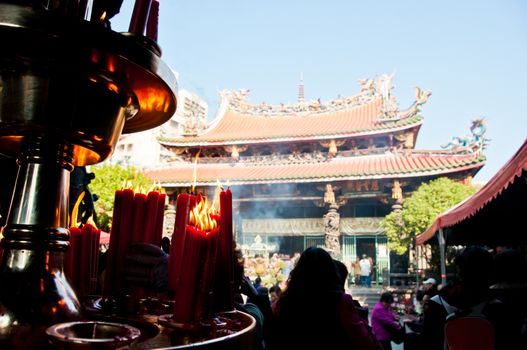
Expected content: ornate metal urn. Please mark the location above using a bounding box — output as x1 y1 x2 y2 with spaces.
0 2 177 348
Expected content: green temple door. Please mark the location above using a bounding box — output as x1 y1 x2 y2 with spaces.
342 235 389 286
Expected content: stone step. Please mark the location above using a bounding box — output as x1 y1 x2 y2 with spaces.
348 286 383 315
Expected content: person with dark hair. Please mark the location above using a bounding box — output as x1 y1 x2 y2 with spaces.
371 291 404 350
269 284 281 313
490 249 527 348
334 259 349 292
334 258 369 321
271 247 382 350
421 246 516 350
253 276 262 290
160 236 171 255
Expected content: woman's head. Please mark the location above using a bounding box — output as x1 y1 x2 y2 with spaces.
270 284 282 303
454 246 494 289
285 247 341 295
380 291 394 305
333 259 348 291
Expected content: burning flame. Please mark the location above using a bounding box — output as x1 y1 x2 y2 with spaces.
189 196 218 232
191 150 201 193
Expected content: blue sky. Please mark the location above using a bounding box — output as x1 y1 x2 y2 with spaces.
111 0 527 182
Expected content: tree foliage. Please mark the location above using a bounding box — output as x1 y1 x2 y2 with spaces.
88 163 155 231
382 177 477 255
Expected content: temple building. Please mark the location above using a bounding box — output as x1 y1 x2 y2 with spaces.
143 74 487 283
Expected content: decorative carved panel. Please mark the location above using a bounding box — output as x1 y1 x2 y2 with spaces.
241 217 384 237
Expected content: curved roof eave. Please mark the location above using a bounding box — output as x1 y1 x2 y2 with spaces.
149 160 484 188
159 117 424 147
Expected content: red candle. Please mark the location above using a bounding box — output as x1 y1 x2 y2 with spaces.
214 188 234 312
129 0 153 35
170 192 221 324
103 189 123 297
143 191 160 245
146 0 159 42
153 193 166 245
65 226 82 290
103 188 134 297
168 193 196 293
130 192 147 243
78 224 92 296
194 224 219 321
89 225 101 295
115 189 135 291
172 225 207 324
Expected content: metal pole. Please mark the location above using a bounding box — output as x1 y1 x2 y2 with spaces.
414 244 420 295
438 228 447 286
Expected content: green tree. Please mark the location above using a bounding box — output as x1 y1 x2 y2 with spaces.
89 163 155 231
382 177 477 256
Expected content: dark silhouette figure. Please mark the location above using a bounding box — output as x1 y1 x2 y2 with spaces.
160 236 171 255
334 259 349 292
490 249 527 348
69 166 98 225
335 258 369 321
421 246 516 350
271 247 381 350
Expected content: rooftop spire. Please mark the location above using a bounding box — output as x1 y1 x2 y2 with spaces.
298 72 304 103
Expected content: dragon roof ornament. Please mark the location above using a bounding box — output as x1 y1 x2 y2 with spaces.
441 118 490 155
222 74 431 122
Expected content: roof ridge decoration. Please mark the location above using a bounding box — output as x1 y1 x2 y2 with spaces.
441 118 490 155
143 150 485 186
222 73 431 122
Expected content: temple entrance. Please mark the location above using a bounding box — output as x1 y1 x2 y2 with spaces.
356 237 377 284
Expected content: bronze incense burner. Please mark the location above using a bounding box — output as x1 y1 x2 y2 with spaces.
0 2 176 348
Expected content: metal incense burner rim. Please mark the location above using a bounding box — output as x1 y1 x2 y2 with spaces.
46 320 142 349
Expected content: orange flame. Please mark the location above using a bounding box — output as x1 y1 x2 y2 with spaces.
189 196 218 232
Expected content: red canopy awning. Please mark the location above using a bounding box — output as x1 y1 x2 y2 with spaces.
416 137 527 245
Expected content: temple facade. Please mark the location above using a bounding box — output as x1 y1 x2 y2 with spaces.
144 75 487 283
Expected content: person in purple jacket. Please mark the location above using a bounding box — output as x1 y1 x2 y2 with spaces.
371 291 404 350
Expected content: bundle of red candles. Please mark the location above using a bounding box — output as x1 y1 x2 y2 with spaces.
103 187 166 299
64 223 101 297
168 187 234 325
129 0 160 42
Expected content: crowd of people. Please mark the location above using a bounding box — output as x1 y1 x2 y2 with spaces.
235 245 527 350
398 246 526 350
118 241 527 350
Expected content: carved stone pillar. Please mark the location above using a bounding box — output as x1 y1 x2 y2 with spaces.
324 203 341 259
391 180 404 212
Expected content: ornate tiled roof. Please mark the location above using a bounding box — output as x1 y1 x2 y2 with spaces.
160 75 432 146
143 151 485 186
